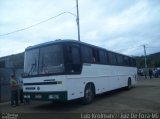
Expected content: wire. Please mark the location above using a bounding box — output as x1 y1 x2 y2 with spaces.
0 12 68 37
0 6 76 37
146 47 160 49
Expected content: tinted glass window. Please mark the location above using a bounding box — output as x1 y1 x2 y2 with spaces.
72 47 80 64
124 56 129 66
65 45 81 73
99 50 108 64
24 49 39 75
108 52 117 65
133 59 136 66
39 45 64 74
117 55 123 65
92 48 100 63
81 46 92 63
0 61 5 68
129 58 136 67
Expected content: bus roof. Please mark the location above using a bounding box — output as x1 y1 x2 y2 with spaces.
26 39 106 51
25 39 133 58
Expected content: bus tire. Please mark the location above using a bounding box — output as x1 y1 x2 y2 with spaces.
126 78 132 90
81 83 95 105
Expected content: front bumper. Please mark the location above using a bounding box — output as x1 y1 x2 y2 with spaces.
23 91 67 101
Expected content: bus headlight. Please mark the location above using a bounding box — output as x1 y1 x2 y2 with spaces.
48 94 59 99
24 95 30 98
24 95 27 98
27 95 30 98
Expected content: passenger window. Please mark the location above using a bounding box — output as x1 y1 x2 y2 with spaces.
124 56 129 66
72 47 80 64
108 52 117 65
65 45 81 73
99 50 108 64
92 48 100 63
117 55 123 65
81 46 92 63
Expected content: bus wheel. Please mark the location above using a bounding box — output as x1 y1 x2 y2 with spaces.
126 78 132 90
81 83 95 105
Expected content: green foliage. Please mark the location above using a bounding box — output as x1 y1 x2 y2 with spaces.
134 52 160 68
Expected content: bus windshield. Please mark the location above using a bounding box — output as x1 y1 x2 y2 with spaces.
24 44 64 76
24 49 39 76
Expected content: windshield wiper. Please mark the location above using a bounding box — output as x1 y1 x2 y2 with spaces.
40 56 49 74
29 58 37 75
41 56 45 71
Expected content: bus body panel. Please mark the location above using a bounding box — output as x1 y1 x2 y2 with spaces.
23 75 66 92
65 64 137 100
23 64 137 101
23 75 68 101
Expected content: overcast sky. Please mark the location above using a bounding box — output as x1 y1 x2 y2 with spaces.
0 0 160 57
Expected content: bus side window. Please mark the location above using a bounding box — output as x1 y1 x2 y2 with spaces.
124 56 129 66
130 58 136 67
81 46 92 63
117 54 123 66
133 59 136 67
99 50 108 64
92 48 100 63
66 45 81 73
108 52 117 65
72 47 80 64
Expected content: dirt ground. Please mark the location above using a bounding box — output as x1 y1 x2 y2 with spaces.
0 77 160 118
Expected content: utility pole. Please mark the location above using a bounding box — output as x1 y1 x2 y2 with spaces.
143 45 147 68
76 0 80 42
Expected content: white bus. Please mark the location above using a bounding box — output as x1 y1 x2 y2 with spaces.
23 39 137 104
